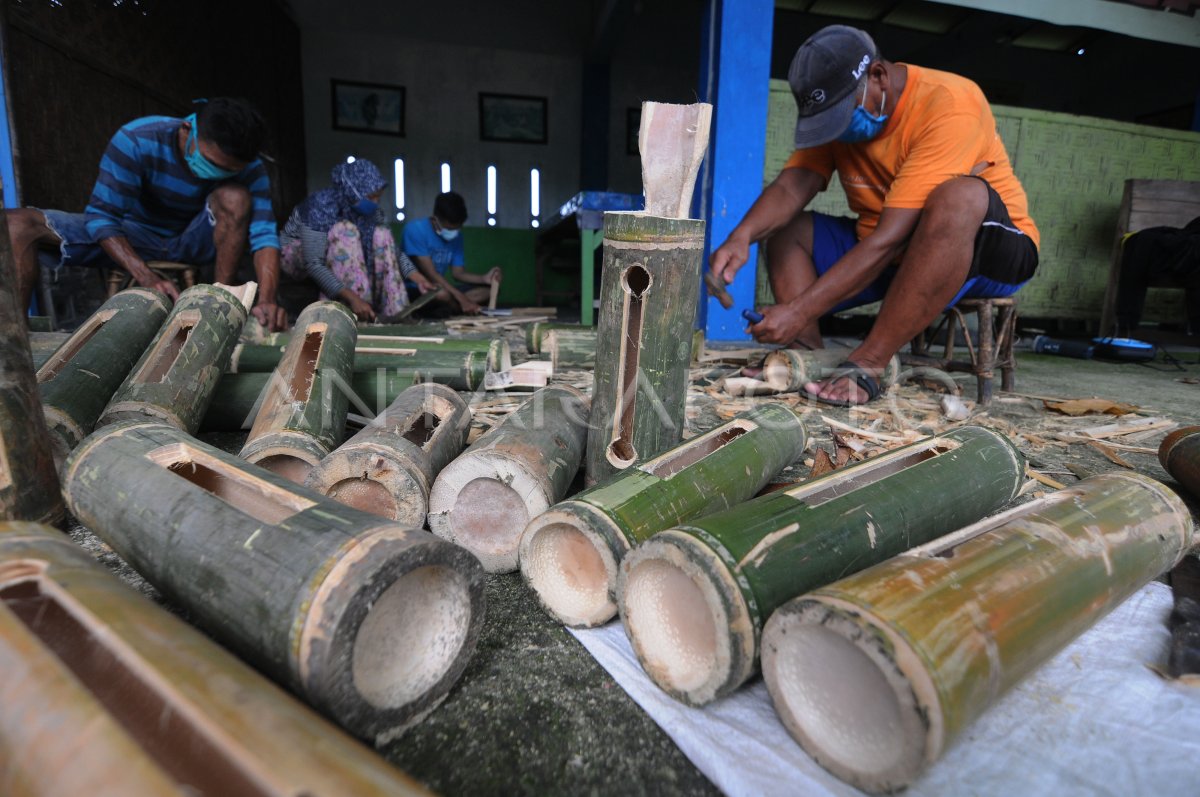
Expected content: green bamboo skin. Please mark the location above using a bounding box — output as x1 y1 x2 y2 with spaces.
231 337 509 376
761 472 1192 794
239 302 358 484
306 384 472 527
617 425 1025 707
1159 426 1200 498
62 422 486 743
762 349 900 393
519 403 808 627
526 322 583 354
98 284 248 433
546 328 598 370
0 521 432 795
586 213 704 486
429 386 591 573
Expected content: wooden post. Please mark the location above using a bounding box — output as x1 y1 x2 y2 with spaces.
520 403 807 627
239 301 358 484
545 328 599 370
762 349 900 393
1159 426 1200 497
762 473 1192 794
0 521 432 795
306 384 471 527
0 213 62 524
37 289 171 471
429 386 590 572
98 283 252 433
616 425 1025 706
62 422 486 743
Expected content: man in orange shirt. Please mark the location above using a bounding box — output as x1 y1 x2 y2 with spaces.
711 25 1039 406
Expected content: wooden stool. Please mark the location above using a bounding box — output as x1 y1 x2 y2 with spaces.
903 297 1017 406
105 260 197 297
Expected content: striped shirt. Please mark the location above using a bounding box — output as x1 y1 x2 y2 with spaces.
280 207 416 297
84 116 279 252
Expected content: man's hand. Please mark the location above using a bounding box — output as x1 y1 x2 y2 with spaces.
347 294 377 322
252 301 288 331
146 277 181 301
457 296 482 315
746 302 809 345
487 266 503 285
412 272 435 294
710 236 750 287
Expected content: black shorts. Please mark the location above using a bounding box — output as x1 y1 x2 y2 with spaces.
967 175 1039 285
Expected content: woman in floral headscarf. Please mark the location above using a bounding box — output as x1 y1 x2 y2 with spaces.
280 159 432 321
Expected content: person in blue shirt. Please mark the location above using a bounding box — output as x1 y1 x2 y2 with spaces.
5 97 287 330
402 192 501 315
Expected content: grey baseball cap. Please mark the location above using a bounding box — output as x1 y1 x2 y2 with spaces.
788 25 878 148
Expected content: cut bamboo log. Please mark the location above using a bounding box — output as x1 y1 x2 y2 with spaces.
616 425 1025 706
97 283 249 433
761 472 1192 794
37 289 171 471
306 384 471 526
429 385 590 572
520 403 807 627
0 216 62 525
526 322 582 354
230 338 507 379
359 322 448 337
62 422 486 743
1159 426 1200 497
0 521 431 795
762 349 900 393
239 301 358 484
638 101 713 219
586 212 704 485
546 328 598 370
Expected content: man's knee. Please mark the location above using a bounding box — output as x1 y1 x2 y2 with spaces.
5 208 55 247
923 177 988 225
765 211 815 269
209 184 252 222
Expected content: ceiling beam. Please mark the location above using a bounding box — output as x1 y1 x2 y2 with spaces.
926 0 1200 47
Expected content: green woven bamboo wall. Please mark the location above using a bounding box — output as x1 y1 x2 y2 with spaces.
759 79 1200 324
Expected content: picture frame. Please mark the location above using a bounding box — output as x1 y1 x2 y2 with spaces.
626 107 642 156
331 80 405 137
479 92 548 144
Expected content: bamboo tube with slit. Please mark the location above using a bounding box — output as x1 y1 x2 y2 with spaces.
520 403 807 627
762 349 900 393
38 289 171 470
761 472 1192 794
230 336 510 375
1159 426 1200 497
239 301 357 484
307 384 471 526
0 521 431 795
63 421 486 743
429 385 590 572
617 425 1025 706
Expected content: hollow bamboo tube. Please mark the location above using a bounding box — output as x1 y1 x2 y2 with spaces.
230 336 510 375
762 349 900 393
546 328 599 370
306 384 472 526
62 422 486 743
429 385 590 572
98 283 248 433
0 521 431 795
526 322 582 354
1159 426 1200 498
520 403 807 627
586 213 704 485
761 472 1192 794
239 302 358 484
617 425 1025 706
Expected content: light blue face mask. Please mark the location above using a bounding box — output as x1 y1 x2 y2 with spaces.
438 227 460 242
838 84 888 144
354 198 378 215
184 114 239 180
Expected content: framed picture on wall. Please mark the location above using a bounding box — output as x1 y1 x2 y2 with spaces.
626 107 641 156
331 80 405 136
479 93 548 144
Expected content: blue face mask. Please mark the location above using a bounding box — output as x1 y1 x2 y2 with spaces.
438 227 460 242
184 114 239 180
354 198 378 215
838 86 888 144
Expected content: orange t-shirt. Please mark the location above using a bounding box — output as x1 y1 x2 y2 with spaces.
784 64 1039 250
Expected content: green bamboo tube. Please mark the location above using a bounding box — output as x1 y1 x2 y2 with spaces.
429 386 590 573
546 328 598 370
306 384 472 527
761 472 1192 794
586 213 704 485
1159 426 1200 498
231 337 510 375
230 345 488 392
617 425 1025 706
359 322 448 337
37 289 171 471
525 322 581 354
0 521 431 795
520 403 808 627
239 302 358 484
98 283 248 433
63 422 486 743
762 349 900 393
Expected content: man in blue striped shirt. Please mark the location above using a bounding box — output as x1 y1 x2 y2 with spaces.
5 97 287 329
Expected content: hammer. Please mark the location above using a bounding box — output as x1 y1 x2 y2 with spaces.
704 271 735 310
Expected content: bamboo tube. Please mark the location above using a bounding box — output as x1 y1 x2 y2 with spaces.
761 472 1192 794
307 384 471 526
37 289 171 471
239 302 358 484
520 403 807 627
230 337 510 375
62 422 486 743
1159 426 1200 497
617 425 1025 706
586 213 704 485
28 331 70 370
0 521 431 795
0 217 62 525
429 385 590 572
546 328 598 370
360 322 448 337
526 322 581 354
762 349 900 393
97 283 250 433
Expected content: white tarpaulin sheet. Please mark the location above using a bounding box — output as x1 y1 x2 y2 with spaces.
569 582 1200 797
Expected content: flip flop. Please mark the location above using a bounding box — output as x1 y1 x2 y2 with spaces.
801 360 883 408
